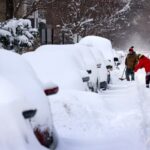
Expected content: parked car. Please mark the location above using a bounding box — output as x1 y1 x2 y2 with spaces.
79 35 117 84
23 45 90 91
0 75 49 150
79 35 115 68
75 44 108 91
0 49 58 149
89 46 109 88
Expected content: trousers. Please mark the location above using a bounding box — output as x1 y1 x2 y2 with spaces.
126 68 135 81
146 74 150 86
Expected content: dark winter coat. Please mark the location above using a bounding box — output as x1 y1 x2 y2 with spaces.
125 52 137 70
134 55 150 73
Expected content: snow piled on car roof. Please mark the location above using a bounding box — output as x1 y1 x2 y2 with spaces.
23 44 88 91
79 35 114 61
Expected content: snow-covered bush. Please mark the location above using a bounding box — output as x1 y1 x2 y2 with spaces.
0 19 38 53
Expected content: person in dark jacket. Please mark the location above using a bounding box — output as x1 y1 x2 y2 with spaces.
125 46 137 81
134 54 150 88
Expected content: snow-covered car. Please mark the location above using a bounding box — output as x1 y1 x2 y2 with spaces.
75 44 108 91
0 76 48 150
0 49 58 149
79 35 117 84
23 45 90 91
79 35 115 68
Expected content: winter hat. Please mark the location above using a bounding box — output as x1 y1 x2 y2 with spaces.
129 46 134 52
129 48 134 52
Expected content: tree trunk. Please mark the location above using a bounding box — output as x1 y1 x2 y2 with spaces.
6 0 14 19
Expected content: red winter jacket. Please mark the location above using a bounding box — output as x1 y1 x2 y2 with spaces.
134 56 150 73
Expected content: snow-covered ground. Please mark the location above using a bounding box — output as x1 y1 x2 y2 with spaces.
0 47 150 150
23 45 150 150
50 62 150 150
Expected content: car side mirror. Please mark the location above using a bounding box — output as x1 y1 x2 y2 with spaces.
106 65 113 70
43 82 59 96
87 70 92 74
82 76 90 82
22 109 37 119
114 57 119 62
44 86 59 96
117 62 121 66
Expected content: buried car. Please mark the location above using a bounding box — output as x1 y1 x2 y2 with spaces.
75 44 108 91
23 44 108 92
79 35 116 83
23 44 90 91
0 49 58 149
0 76 48 150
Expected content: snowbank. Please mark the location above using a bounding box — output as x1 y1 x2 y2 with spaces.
50 79 147 150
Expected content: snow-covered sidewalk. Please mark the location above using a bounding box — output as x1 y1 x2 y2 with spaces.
50 69 150 150
98 81 147 150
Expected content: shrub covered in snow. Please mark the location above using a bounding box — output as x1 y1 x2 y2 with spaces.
0 19 38 53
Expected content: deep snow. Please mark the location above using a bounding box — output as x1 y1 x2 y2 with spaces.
23 45 150 150
50 62 150 150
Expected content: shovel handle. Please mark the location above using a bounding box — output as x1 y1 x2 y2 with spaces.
121 67 126 78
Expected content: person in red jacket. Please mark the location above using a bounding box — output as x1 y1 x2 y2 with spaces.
134 54 150 88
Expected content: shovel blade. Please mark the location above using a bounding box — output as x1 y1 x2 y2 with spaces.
119 78 125 81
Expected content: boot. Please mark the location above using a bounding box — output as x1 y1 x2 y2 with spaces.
146 84 149 88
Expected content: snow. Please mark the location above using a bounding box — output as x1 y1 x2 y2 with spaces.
23 44 108 92
79 36 114 62
0 49 54 149
116 0 132 14
80 19 93 26
23 44 90 91
0 76 25 104
42 81 58 91
85 45 108 82
0 76 47 150
3 19 31 36
0 29 11 37
22 43 150 150
0 49 51 127
49 70 150 150
1 43 150 150
0 19 37 51
49 53 150 150
75 43 108 82
16 35 32 46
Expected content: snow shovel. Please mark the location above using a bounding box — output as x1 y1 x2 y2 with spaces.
119 67 126 80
